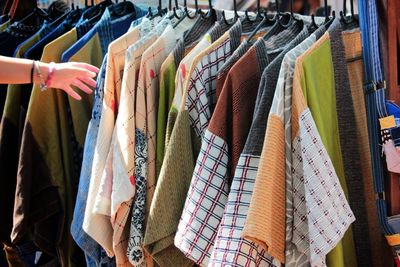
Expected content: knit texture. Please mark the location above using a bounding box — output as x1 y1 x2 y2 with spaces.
144 21 233 267
330 25 371 267
343 30 392 267
147 14 216 267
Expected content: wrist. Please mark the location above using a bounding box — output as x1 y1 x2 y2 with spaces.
33 61 50 89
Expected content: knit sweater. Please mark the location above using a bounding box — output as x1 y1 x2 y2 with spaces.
330 24 371 266
343 30 392 267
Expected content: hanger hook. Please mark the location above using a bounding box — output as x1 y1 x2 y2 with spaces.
324 0 329 22
184 0 196 19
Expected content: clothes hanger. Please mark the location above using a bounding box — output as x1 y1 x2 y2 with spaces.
193 0 204 17
150 0 166 20
168 0 179 19
183 0 196 19
222 0 239 25
289 0 302 24
201 0 217 21
308 13 319 32
244 0 262 22
349 0 357 23
246 6 277 43
324 0 330 23
274 0 292 28
339 0 349 24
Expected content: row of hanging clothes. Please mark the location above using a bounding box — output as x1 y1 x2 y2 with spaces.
0 0 396 266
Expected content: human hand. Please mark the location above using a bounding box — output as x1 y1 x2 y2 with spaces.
46 62 99 100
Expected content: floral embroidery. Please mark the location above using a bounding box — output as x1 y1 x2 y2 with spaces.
127 129 147 266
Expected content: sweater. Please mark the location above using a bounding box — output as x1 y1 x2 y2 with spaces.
343 30 392 267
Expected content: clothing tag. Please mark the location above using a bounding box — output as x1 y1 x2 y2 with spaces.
380 115 396 129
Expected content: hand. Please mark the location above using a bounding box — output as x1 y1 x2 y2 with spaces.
47 62 99 100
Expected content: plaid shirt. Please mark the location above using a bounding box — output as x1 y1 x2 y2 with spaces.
177 24 305 267
174 20 244 266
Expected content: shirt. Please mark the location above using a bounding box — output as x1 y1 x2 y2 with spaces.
142 20 232 267
61 2 146 63
242 21 355 267
0 26 47 246
71 57 115 267
12 28 89 267
127 16 197 266
155 15 216 177
299 20 357 267
82 12 151 266
173 20 253 266
103 17 167 267
209 25 312 267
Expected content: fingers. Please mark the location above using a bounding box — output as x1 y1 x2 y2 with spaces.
64 86 82 101
78 76 97 89
72 79 93 94
70 62 100 74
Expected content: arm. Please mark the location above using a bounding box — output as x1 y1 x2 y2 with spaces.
0 55 99 100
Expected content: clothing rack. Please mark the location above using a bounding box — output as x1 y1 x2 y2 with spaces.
0 0 400 266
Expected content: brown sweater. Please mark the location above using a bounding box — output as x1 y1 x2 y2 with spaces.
210 39 269 181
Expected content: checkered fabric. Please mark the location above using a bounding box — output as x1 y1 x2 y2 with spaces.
175 130 229 265
174 24 243 265
186 37 233 138
295 109 355 267
209 154 280 267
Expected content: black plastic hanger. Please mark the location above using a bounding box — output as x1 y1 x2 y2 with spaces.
289 0 302 23
324 0 329 23
201 0 217 21
222 0 239 25
324 10 336 28
17 7 48 26
308 13 318 32
184 0 196 19
168 0 179 19
246 8 277 42
245 0 262 22
150 0 166 19
274 0 292 28
193 0 204 17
